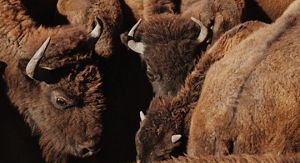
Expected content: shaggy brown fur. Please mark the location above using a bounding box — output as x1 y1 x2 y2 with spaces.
134 14 206 96
135 21 266 163
180 0 245 40
143 0 177 19
57 0 123 57
188 0 300 157
0 0 105 162
162 153 300 163
123 0 245 97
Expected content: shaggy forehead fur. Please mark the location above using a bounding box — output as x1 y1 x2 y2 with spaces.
133 15 204 95
26 27 94 68
136 15 201 43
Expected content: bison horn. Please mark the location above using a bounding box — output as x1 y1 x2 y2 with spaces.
26 37 51 79
128 19 142 37
127 19 145 54
171 134 182 143
139 111 146 121
89 17 102 38
191 17 208 43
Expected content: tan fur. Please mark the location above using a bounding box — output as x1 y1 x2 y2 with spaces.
57 0 123 57
124 0 144 21
162 153 300 163
188 0 300 156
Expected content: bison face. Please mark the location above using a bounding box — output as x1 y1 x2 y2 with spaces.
135 97 184 163
11 19 105 162
122 16 209 97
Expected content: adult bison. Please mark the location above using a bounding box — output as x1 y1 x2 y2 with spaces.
0 0 107 162
188 0 300 157
135 21 266 163
122 0 245 96
129 0 295 162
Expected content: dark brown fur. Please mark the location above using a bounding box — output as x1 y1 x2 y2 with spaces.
135 21 266 163
123 0 245 97
57 0 123 57
135 15 204 96
188 0 300 157
0 0 105 162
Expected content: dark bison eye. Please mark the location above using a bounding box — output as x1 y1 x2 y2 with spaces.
50 90 73 110
56 97 67 107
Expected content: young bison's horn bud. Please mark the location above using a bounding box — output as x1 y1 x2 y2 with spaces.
191 17 208 43
89 17 102 38
26 37 51 79
171 134 182 143
127 19 145 54
139 111 146 122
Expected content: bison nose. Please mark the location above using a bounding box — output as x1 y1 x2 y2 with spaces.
78 141 101 158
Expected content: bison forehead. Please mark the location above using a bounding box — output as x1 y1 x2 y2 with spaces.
56 65 102 94
144 40 199 62
137 16 201 44
26 26 95 69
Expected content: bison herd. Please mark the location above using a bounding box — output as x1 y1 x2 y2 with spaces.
0 0 299 162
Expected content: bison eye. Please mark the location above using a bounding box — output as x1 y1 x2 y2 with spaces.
56 97 67 106
50 90 73 110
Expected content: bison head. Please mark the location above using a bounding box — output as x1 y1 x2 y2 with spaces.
135 97 185 163
121 15 209 97
8 19 105 162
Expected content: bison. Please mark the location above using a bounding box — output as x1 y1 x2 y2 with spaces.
0 0 108 162
135 20 266 163
122 0 247 96
131 0 295 162
57 0 123 57
188 0 300 157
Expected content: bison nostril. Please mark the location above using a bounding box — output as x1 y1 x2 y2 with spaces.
82 148 90 155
